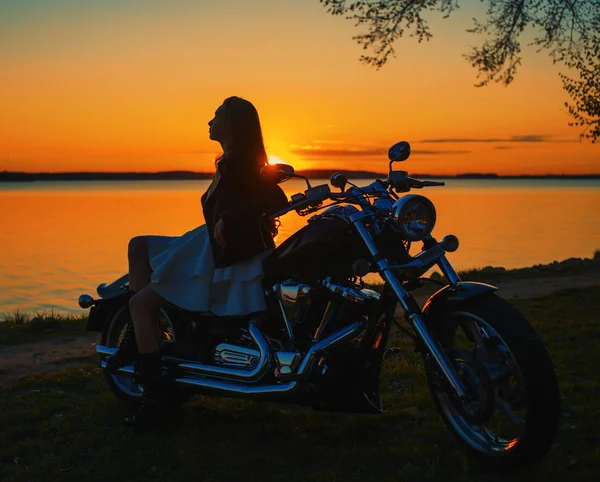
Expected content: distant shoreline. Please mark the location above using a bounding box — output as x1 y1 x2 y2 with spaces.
1 170 600 182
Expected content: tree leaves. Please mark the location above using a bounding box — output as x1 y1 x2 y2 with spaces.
560 33 600 142
319 0 600 142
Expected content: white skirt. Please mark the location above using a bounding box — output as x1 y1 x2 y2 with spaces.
147 224 269 316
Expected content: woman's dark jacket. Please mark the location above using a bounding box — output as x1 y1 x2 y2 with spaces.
201 152 289 268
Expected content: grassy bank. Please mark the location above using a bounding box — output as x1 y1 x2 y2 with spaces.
0 286 599 481
456 252 600 282
0 311 88 346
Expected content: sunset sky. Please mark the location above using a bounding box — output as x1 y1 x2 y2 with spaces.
1 0 598 175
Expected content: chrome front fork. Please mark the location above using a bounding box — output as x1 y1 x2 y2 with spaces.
436 252 461 286
352 217 467 398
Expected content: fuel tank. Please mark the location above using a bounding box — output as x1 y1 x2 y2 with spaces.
263 205 370 284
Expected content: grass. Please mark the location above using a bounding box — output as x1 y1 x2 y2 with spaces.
0 310 88 346
453 249 600 283
0 286 599 481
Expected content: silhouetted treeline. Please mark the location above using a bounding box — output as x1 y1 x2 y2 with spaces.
0 171 214 182
1 170 599 182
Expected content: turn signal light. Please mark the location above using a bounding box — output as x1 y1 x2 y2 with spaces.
352 259 372 278
441 235 459 252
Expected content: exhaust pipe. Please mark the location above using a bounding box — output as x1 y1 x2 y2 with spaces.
176 377 297 396
96 321 271 381
97 346 118 356
98 354 298 395
176 321 363 397
100 360 135 377
98 321 364 398
174 322 270 381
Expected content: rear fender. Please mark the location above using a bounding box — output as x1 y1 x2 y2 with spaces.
86 294 130 332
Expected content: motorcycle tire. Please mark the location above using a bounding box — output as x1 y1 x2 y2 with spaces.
100 299 191 408
423 293 560 470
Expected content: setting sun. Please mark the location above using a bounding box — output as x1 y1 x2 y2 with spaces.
268 155 286 165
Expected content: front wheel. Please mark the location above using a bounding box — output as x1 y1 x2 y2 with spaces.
424 294 560 470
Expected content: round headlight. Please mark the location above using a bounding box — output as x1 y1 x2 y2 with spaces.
391 195 436 241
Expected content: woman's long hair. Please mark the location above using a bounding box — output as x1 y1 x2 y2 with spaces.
220 96 268 173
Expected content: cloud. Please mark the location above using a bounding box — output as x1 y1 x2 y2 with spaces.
290 145 470 159
289 146 387 158
418 135 577 144
413 150 471 155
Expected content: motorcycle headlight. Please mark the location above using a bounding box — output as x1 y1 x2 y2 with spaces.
391 195 436 241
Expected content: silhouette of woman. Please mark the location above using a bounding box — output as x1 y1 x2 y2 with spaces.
113 96 288 426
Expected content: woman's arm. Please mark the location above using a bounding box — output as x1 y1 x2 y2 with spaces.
213 218 227 248
217 181 287 224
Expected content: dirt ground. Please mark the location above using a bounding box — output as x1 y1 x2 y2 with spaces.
1 272 599 387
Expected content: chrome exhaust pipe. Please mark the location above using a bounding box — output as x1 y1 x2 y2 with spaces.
99 357 297 397
176 377 297 395
98 346 297 395
97 347 135 377
175 321 364 396
97 321 364 399
173 322 271 381
95 321 272 382
100 360 136 377
97 346 118 356
296 321 363 376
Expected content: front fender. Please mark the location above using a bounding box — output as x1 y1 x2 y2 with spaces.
422 281 498 318
421 282 498 341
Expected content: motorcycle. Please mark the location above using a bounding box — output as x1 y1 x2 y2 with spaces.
78 141 560 469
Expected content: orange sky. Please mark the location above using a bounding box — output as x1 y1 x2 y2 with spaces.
0 0 598 175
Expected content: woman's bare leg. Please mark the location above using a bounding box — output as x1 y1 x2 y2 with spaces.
128 236 152 292
105 237 154 369
129 286 165 354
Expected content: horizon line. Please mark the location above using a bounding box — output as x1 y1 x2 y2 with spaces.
1 170 600 181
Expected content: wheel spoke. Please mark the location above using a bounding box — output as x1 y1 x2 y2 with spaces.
463 320 487 345
462 320 493 363
494 386 526 428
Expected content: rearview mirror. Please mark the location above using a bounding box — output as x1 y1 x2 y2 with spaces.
330 173 347 191
388 141 411 163
261 163 295 184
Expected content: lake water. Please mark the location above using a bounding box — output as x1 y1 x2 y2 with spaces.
1 178 599 315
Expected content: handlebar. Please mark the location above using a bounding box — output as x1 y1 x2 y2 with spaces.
270 175 445 220
410 179 445 188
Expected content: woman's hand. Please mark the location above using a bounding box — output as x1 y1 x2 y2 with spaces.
214 218 227 248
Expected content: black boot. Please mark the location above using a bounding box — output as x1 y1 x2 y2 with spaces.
105 321 138 372
125 351 167 430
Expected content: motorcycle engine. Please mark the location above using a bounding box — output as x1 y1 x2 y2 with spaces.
203 280 379 370
274 278 380 343
213 342 260 369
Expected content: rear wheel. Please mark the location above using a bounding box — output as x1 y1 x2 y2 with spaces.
424 294 560 470
100 299 189 407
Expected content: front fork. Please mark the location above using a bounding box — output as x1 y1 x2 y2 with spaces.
352 217 467 398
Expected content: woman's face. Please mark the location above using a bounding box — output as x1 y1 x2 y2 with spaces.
208 104 231 143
